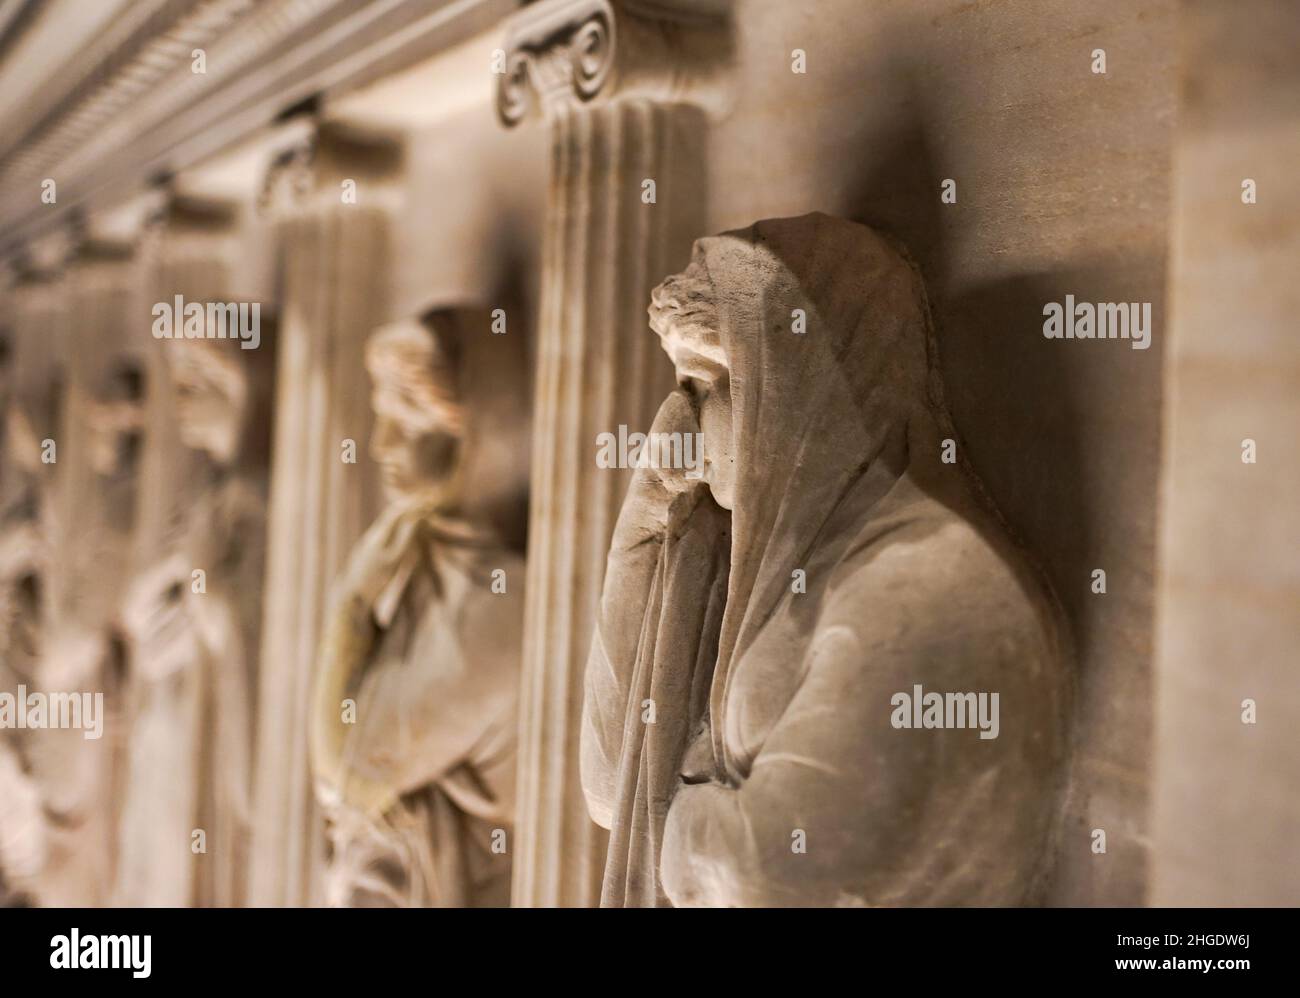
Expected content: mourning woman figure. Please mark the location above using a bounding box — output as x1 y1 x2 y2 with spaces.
581 212 1071 907
310 313 525 907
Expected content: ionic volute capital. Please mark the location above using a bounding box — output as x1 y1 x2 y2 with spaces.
496 0 732 127
257 119 405 219
257 125 319 220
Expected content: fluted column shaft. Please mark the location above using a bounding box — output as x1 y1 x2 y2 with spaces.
247 128 394 907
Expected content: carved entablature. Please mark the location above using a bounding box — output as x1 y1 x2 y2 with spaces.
0 0 456 260
496 0 732 127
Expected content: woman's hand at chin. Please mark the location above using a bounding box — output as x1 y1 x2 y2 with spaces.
615 389 706 545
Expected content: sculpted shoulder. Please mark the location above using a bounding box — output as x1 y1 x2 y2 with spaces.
795 490 1070 811
814 493 1062 683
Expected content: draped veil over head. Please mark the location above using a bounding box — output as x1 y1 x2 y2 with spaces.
584 213 1069 907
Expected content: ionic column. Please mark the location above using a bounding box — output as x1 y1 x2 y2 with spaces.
496 0 727 906
247 123 398 907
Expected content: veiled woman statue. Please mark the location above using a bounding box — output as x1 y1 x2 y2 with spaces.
116 335 272 906
581 212 1071 907
311 311 527 907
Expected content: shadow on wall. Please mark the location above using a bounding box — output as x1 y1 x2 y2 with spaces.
830 82 1164 905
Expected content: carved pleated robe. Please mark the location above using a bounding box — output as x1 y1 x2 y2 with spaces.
313 499 520 907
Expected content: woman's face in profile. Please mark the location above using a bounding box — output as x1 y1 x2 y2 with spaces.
650 262 737 510
679 358 734 510
368 380 457 502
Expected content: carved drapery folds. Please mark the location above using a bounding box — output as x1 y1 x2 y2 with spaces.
581 213 1072 906
495 0 727 907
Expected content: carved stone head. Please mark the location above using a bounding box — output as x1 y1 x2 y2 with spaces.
169 339 249 467
364 318 463 504
648 212 939 518
648 254 734 508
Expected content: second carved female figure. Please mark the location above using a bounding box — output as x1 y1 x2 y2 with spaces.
117 333 273 907
311 309 528 907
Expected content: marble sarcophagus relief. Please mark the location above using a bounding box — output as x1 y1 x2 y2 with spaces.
580 212 1073 906
0 0 1292 918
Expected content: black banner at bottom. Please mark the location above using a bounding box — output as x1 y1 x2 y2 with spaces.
0 906 1282 986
